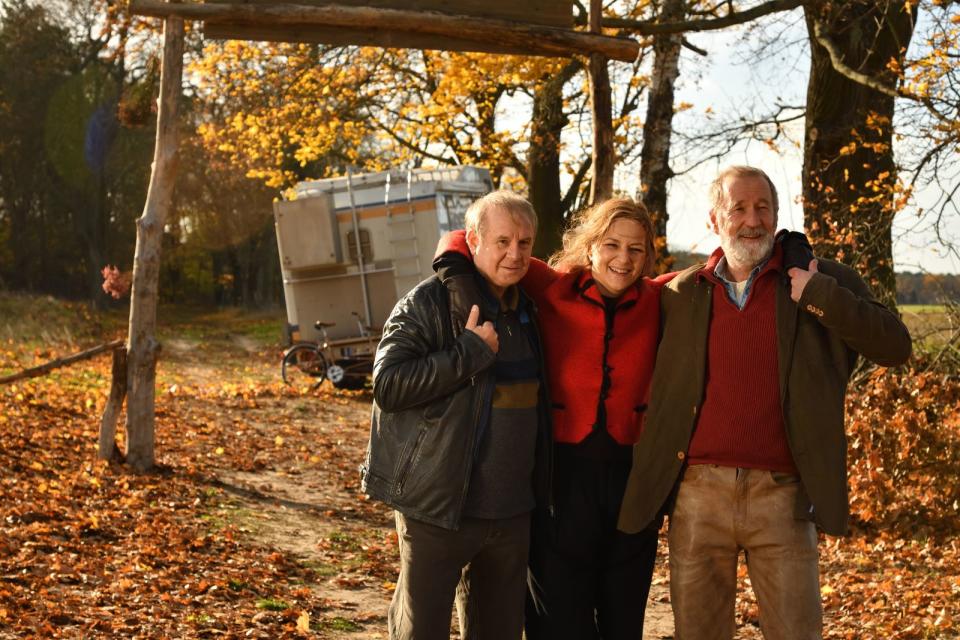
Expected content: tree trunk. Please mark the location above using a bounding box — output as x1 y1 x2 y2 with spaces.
802 1 916 309
124 13 184 472
639 0 684 273
588 0 614 204
529 60 581 258
98 347 127 462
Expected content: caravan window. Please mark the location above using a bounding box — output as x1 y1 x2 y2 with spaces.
436 192 479 233
347 228 372 263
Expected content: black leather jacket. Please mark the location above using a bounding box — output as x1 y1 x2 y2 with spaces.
360 274 553 530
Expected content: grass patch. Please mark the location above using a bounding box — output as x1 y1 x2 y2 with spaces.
901 304 948 314
322 617 362 632
303 560 339 578
228 579 249 592
156 306 285 348
201 499 261 535
901 304 956 350
327 530 362 551
0 292 125 348
255 598 289 611
186 613 215 625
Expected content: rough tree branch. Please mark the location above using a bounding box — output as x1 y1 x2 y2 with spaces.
577 0 804 35
811 19 953 126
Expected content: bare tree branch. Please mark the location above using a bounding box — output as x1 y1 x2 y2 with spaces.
810 18 953 126
562 158 592 214
576 0 804 35
682 38 708 56
810 19 902 99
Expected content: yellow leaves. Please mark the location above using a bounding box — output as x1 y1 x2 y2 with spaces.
910 80 930 97
215 447 225 456
838 142 858 156
296 610 310 634
274 435 284 447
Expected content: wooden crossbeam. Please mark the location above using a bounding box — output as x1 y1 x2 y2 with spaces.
0 340 125 385
128 0 640 61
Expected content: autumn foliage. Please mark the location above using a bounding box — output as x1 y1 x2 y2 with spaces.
0 299 958 638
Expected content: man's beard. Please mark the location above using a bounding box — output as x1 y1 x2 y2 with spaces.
720 228 774 269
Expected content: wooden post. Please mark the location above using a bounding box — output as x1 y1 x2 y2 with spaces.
588 0 614 203
124 9 185 472
98 347 127 462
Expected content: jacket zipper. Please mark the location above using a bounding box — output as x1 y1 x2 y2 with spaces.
455 373 488 519
395 426 427 496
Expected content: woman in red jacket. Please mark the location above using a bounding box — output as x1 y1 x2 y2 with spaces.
436 197 662 640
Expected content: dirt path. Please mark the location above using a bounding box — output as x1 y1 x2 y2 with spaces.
198 384 680 639
211 414 678 640
162 341 762 639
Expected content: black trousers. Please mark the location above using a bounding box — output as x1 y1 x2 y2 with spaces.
388 511 530 640
525 447 659 640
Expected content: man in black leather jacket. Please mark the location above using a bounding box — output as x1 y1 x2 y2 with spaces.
361 190 552 640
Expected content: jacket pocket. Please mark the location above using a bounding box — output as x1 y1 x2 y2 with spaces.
394 425 428 496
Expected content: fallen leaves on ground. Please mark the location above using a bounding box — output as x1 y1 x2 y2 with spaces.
0 320 958 638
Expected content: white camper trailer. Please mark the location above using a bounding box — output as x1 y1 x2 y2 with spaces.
274 166 493 344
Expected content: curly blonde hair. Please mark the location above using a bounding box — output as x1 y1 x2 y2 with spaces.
548 198 656 277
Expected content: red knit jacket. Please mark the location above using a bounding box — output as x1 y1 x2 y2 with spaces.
437 231 661 445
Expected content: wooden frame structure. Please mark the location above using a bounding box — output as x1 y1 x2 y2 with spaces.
112 0 633 470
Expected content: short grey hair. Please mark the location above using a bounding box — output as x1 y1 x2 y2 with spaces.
708 165 780 214
464 190 538 236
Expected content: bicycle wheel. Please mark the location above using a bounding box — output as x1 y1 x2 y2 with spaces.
281 343 328 392
329 357 372 390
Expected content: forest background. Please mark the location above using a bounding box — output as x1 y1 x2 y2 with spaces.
0 0 959 309
0 0 959 638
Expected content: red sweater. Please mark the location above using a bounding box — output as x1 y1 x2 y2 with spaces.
438 231 661 445
687 247 797 473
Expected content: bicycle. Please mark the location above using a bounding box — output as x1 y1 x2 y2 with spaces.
281 313 380 391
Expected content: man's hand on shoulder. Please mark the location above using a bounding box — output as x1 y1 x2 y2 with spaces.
788 259 819 303
465 304 499 354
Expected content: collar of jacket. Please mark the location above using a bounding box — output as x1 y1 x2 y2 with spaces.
571 269 641 310
695 242 785 286
476 272 529 318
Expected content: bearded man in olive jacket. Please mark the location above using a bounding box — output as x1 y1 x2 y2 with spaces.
618 165 911 640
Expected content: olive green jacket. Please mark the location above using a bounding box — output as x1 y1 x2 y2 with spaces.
617 258 912 536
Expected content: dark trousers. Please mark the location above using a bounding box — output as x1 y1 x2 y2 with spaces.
526 450 659 640
388 511 530 640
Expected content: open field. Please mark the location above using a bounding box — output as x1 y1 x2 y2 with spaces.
901 304 957 353
0 294 957 638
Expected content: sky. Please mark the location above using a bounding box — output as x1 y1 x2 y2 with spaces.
607 9 960 274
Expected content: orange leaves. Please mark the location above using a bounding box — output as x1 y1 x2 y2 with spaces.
838 142 858 156
845 368 960 536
